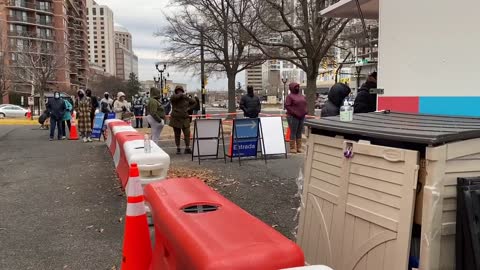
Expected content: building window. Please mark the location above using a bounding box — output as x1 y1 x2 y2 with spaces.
100 17 104 20
92 8 96 15
100 8 104 15
101 27 104 30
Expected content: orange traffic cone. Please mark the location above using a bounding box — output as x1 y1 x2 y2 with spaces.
285 127 291 142
69 113 79 140
120 163 152 270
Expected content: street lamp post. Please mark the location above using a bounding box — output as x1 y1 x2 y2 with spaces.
281 77 288 109
155 63 167 98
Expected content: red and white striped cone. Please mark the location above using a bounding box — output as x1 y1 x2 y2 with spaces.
120 163 152 270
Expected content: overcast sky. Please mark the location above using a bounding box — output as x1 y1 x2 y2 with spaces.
96 0 242 91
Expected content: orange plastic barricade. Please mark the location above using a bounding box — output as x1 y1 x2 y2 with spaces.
106 120 130 155
144 178 305 270
114 132 144 188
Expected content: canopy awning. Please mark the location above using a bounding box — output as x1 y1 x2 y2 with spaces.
320 0 379 20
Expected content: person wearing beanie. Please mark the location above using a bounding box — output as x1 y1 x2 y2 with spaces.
46 91 66 141
354 71 378 113
169 86 196 154
321 83 352 117
240 85 261 118
285 82 307 154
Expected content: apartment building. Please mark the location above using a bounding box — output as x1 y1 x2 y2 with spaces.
86 0 115 76
0 0 89 101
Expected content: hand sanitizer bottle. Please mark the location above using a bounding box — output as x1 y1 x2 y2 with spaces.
144 134 151 153
340 99 353 122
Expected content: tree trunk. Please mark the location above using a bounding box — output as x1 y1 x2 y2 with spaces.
305 75 317 115
39 88 46 112
227 72 237 116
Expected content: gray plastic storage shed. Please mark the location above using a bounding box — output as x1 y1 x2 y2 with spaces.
297 112 480 270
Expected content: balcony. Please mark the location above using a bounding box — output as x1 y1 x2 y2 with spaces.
7 0 36 10
8 30 55 41
7 15 36 24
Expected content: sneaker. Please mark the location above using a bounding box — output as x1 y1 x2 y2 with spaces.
61 136 66 140
184 148 192 154
49 138 53 141
87 137 93 142
176 148 181 155
83 137 88 143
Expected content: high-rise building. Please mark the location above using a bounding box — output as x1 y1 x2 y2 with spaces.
0 0 89 101
86 0 115 76
245 64 263 94
114 24 138 80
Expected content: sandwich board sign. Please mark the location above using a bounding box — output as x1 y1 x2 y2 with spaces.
192 119 226 164
228 118 265 164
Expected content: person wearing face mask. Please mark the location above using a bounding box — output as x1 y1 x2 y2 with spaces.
146 87 166 144
113 92 132 121
46 91 66 141
240 86 261 118
285 82 308 154
100 92 113 114
75 89 93 142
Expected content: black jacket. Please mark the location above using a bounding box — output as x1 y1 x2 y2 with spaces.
321 83 351 117
354 81 377 114
47 98 66 120
193 97 201 111
240 94 261 118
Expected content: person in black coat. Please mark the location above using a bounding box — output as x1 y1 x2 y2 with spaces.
240 86 261 118
46 91 66 141
321 83 351 117
354 71 377 113
86 89 99 128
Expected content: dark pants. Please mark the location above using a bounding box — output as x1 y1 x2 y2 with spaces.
62 120 71 137
287 116 305 140
173 127 191 148
135 116 143 128
50 117 63 139
90 111 95 129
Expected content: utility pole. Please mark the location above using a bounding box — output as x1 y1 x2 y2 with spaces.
200 27 206 117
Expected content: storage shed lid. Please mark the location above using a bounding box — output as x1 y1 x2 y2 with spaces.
306 112 480 145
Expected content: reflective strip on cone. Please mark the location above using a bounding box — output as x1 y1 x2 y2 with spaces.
126 202 146 217
125 176 142 196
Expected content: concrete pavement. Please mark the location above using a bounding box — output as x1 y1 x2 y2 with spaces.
0 126 125 270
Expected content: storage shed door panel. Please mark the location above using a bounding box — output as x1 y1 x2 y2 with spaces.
339 142 419 270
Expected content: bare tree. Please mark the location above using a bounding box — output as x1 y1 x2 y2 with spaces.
159 0 265 114
231 0 350 114
12 39 66 110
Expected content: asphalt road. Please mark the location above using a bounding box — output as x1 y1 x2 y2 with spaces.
0 126 125 270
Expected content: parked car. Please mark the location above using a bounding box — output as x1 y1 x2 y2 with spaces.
0 105 28 118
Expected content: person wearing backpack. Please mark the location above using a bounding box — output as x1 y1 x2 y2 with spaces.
133 94 145 128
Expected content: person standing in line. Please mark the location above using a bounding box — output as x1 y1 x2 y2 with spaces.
61 98 73 139
46 91 66 141
169 86 196 154
240 86 261 118
75 89 92 142
285 82 308 154
162 97 172 116
146 87 166 144
192 94 201 116
100 92 113 114
133 94 145 128
354 71 377 113
85 89 99 128
321 83 352 117
113 92 132 121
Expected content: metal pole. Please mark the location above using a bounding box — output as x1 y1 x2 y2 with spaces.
200 28 206 117
160 71 163 99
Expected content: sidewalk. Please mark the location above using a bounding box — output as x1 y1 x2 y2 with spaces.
0 126 125 270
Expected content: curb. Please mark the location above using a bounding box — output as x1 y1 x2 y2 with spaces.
0 119 38 125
